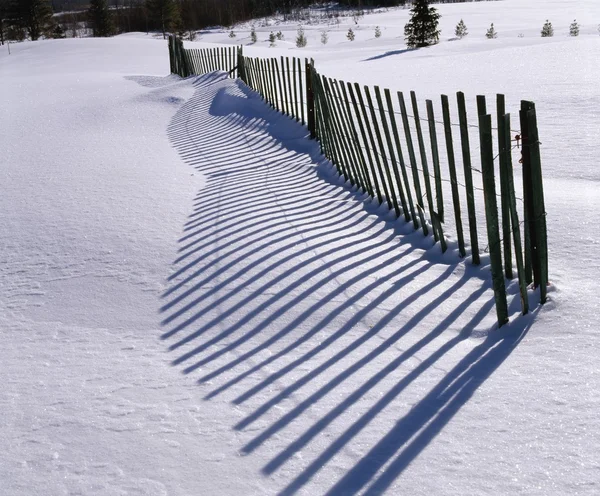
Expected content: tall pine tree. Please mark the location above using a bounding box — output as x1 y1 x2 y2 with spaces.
146 0 181 40
404 0 440 48
88 0 114 37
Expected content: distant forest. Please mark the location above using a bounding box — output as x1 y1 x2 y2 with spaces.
1 1 492 43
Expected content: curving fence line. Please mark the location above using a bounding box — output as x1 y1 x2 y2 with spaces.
167 35 549 327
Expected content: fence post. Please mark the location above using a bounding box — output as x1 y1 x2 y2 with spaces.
497 94 513 279
521 101 548 304
440 94 466 257
305 59 316 138
519 101 535 285
501 113 529 315
479 113 509 326
457 91 480 264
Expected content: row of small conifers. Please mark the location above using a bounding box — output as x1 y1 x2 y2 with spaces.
167 35 548 327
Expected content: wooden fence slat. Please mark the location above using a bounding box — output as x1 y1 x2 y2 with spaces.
411 91 437 239
329 79 366 191
398 91 427 233
299 59 305 126
280 57 289 116
384 88 415 226
426 100 444 222
355 84 386 205
457 91 480 264
479 113 509 326
270 59 279 111
268 58 278 108
501 113 529 315
305 59 315 136
496 94 513 279
274 58 285 113
441 94 466 257
370 85 401 216
293 58 299 121
348 82 380 201
525 103 548 303
322 77 357 185
286 57 294 118
375 86 408 219
338 80 374 197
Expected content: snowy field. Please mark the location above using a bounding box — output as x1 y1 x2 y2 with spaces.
1 0 599 494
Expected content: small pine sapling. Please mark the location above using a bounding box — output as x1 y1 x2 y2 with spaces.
486 23 498 39
347 28 355 41
296 26 307 47
541 20 554 37
455 19 468 39
275 30 284 40
268 31 276 46
320 30 328 45
374 25 381 38
250 25 257 43
569 20 579 37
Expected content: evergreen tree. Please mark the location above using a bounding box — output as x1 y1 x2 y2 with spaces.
320 30 328 45
268 31 275 46
8 0 54 41
347 27 355 41
541 19 554 37
51 23 66 39
145 0 180 40
404 0 440 48
374 25 381 38
275 30 283 40
569 19 579 37
250 25 257 42
455 19 467 39
485 22 498 39
295 25 306 47
88 0 114 37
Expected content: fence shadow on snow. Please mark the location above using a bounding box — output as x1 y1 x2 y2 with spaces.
146 67 540 494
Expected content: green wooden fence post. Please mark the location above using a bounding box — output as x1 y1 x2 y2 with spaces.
322 77 358 186
330 79 368 192
496 94 513 279
356 84 387 206
375 86 409 219
479 113 509 326
457 91 480 264
305 59 316 138
348 82 381 202
426 100 444 222
298 58 305 126
398 91 427 234
441 94 466 257
520 101 534 284
501 113 529 315
411 91 437 239
338 81 374 197
292 58 299 121
525 102 548 304
364 85 396 211
384 88 416 226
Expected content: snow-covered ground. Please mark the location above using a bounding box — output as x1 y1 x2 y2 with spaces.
1 0 599 494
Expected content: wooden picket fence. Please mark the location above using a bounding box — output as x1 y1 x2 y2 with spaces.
167 36 549 327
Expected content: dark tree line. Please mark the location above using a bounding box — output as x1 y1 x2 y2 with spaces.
0 0 485 44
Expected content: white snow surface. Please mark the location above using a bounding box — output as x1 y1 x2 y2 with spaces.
1 1 599 494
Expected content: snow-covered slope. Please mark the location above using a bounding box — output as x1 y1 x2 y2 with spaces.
1 0 599 494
